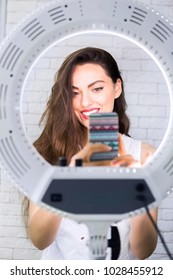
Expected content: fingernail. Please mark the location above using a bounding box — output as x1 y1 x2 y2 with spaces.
107 146 112 150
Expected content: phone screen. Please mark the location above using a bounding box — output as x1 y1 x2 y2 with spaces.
89 112 119 161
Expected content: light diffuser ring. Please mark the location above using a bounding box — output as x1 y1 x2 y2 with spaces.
0 0 173 220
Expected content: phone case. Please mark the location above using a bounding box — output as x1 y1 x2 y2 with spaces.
89 112 119 161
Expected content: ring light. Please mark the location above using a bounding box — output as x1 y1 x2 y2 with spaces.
0 0 173 258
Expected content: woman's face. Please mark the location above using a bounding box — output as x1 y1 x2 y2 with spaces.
72 63 122 127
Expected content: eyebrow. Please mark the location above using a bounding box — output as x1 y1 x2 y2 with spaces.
72 80 105 89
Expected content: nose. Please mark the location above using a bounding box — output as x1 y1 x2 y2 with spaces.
81 91 92 107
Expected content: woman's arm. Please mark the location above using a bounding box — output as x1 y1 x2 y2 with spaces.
130 142 158 259
130 208 158 259
28 201 62 250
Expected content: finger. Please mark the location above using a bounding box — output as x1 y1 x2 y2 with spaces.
87 142 112 153
144 151 153 164
111 159 140 167
112 154 133 163
70 143 112 165
83 142 112 161
83 160 112 167
118 133 127 156
111 154 140 167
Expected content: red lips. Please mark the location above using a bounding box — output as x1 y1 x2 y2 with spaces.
80 108 100 119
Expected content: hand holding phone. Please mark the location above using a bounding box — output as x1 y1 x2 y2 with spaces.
89 112 119 161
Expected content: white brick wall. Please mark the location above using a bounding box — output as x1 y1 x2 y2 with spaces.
0 0 173 260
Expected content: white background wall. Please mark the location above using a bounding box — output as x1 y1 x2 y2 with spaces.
0 0 173 259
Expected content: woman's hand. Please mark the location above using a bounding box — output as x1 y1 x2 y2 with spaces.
69 143 112 166
69 133 140 167
111 133 141 167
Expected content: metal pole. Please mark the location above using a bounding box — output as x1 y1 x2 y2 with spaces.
0 0 7 42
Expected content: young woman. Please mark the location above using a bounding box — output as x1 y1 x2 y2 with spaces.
28 47 158 260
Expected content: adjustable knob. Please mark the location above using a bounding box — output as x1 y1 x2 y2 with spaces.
75 158 83 166
58 157 67 166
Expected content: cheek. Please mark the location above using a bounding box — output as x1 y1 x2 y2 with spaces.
72 97 79 110
101 94 115 108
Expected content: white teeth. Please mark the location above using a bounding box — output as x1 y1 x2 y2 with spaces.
82 109 99 116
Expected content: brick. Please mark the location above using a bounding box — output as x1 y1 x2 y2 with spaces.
160 195 173 209
0 203 22 216
158 83 170 96
149 254 169 260
33 58 50 69
0 226 27 238
22 103 28 113
164 232 173 243
127 105 166 117
0 215 23 226
7 12 29 24
142 60 161 72
28 103 46 114
26 125 42 137
0 248 13 259
0 193 10 203
8 1 37 12
24 80 51 92
23 114 41 125
139 117 169 129
128 117 139 128
43 46 77 59
35 69 55 81
153 242 173 257
126 71 165 84
117 59 141 71
157 221 173 232
125 82 157 94
13 248 41 259
122 48 149 60
66 34 113 48
126 93 139 105
129 128 147 140
0 179 17 192
162 210 173 220
147 129 166 141
0 191 21 203
139 94 169 106
0 236 36 249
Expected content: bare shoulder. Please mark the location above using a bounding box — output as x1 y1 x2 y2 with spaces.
141 142 156 165
29 200 42 220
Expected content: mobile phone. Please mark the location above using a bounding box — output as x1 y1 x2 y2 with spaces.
89 112 119 161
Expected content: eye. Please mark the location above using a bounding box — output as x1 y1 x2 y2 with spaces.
73 91 79 96
93 87 103 92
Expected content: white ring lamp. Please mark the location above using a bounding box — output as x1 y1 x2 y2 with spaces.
0 0 173 258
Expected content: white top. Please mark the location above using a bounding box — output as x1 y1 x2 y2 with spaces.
41 135 141 260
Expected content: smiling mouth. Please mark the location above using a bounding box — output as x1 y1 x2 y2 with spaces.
81 108 100 119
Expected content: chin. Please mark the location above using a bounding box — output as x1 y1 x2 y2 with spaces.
80 118 89 128
83 121 89 128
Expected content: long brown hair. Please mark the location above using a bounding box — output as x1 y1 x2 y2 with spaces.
34 47 130 165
